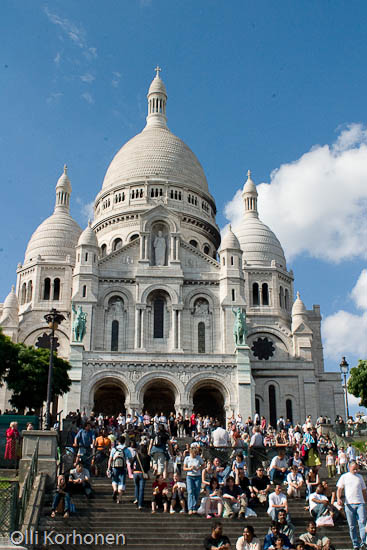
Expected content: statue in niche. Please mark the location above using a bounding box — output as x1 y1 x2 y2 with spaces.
232 307 247 346
153 230 166 266
72 304 87 342
194 299 209 316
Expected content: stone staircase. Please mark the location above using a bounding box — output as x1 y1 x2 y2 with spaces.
36 449 355 549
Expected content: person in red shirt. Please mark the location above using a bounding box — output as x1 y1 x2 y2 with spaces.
151 474 171 513
190 413 197 436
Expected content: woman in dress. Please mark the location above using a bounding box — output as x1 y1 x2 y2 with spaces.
4 421 20 462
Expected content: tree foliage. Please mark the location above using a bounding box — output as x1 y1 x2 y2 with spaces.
0 337 71 412
0 328 18 381
348 359 367 408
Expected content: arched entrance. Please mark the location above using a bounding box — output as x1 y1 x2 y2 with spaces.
143 380 176 416
193 386 225 424
93 383 126 416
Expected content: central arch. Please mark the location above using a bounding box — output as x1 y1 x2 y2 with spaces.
93 380 126 416
193 385 225 424
143 379 176 416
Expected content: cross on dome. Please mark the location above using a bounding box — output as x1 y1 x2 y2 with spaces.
154 66 162 77
64 164 68 174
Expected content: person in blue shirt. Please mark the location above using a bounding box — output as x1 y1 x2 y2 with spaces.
264 522 291 550
74 422 95 470
108 435 132 504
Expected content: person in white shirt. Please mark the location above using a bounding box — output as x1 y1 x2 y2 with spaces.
347 444 357 462
236 525 261 550
269 449 288 484
337 461 367 550
211 424 230 447
309 484 330 520
267 484 288 521
286 466 303 498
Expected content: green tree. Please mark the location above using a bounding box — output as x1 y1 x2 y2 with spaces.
5 344 71 412
348 359 367 408
0 328 18 382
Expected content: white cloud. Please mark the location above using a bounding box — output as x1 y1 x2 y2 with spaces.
112 71 122 88
323 310 367 360
76 198 94 222
54 52 61 64
44 7 97 59
224 124 367 263
46 92 63 104
81 92 94 105
80 73 95 83
350 269 367 310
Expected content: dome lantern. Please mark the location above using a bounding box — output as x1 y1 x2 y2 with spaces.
242 169 258 218
55 165 72 212
145 66 168 129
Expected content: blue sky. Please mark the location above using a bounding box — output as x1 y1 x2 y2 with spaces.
1 1 366 414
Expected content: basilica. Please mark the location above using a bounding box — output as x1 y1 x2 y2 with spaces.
0 70 344 425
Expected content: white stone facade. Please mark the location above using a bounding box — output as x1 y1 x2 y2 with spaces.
0 70 345 424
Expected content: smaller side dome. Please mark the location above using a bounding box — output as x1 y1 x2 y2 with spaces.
221 225 240 250
3 285 19 310
0 285 19 325
292 291 307 315
78 222 99 248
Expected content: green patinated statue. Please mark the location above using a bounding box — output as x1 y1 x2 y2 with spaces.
232 307 247 346
72 304 87 342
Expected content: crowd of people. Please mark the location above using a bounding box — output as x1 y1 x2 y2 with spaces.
51 409 367 549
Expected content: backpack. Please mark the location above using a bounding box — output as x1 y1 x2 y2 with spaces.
112 448 126 469
154 433 165 447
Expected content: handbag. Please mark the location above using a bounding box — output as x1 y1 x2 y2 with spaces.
316 514 334 527
136 452 149 480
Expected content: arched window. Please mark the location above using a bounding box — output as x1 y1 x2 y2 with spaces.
231 289 236 301
284 289 289 310
130 234 139 241
203 245 210 256
269 385 277 428
82 285 87 298
230 256 234 266
252 283 259 306
262 283 269 306
53 278 60 300
21 282 27 305
113 238 122 251
189 240 198 248
43 278 51 300
111 320 119 351
279 286 284 308
255 398 260 415
198 322 205 353
153 298 164 338
222 256 226 266
286 399 293 424
26 281 33 303
101 244 107 257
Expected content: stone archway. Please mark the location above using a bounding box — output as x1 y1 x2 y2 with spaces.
193 385 225 424
93 381 126 416
143 380 176 416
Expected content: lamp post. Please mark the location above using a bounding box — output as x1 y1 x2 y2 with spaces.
339 356 350 421
44 308 65 430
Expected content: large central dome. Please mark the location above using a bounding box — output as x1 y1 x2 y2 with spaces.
102 125 208 193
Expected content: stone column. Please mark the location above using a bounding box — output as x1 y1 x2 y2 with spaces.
172 308 177 349
236 345 254 421
141 307 146 350
135 308 141 349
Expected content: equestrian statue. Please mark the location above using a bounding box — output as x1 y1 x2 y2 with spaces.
232 307 247 346
72 304 87 342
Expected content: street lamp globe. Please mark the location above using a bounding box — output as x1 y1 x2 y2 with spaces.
339 356 349 375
